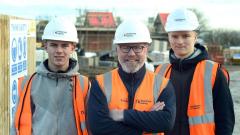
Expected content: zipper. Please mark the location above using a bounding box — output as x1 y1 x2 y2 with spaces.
129 73 135 109
179 59 183 72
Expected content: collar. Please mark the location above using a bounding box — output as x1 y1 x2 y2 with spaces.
169 43 209 71
44 58 77 73
118 64 146 82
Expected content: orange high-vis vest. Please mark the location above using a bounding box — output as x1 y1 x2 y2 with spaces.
96 69 169 135
15 73 89 135
155 60 219 135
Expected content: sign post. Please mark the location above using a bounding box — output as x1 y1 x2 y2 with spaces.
9 19 28 127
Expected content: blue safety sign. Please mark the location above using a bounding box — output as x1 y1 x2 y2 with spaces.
12 80 17 104
23 36 27 58
18 37 22 60
12 107 16 118
11 64 18 75
23 60 27 71
18 61 23 73
10 20 29 129
11 38 17 63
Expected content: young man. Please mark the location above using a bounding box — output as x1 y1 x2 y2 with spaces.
155 8 235 135
13 17 89 135
87 20 176 135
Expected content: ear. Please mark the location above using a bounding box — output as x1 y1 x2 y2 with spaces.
43 41 48 50
194 32 198 41
194 36 198 43
116 46 120 55
71 43 76 51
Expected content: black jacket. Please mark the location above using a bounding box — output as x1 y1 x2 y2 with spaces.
165 44 235 135
87 65 176 135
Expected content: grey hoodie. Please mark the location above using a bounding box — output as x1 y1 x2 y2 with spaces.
12 58 81 135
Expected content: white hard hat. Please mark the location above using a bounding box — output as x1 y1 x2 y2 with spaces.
42 17 78 43
113 20 152 44
165 8 199 32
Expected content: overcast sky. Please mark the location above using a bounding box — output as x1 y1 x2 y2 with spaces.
1 0 240 30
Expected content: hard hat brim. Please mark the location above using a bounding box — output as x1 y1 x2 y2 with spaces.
113 39 152 45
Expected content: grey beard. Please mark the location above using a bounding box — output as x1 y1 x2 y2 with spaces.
120 62 144 73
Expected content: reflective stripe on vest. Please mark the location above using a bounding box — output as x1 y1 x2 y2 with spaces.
15 74 88 135
103 71 112 103
79 75 85 91
96 69 168 135
155 60 218 135
153 74 163 103
155 63 171 78
157 63 170 76
73 75 89 135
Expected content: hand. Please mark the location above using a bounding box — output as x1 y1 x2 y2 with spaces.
150 101 165 111
109 109 124 122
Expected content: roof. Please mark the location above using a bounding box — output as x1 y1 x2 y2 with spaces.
154 13 169 32
159 13 169 26
85 12 116 28
156 13 169 26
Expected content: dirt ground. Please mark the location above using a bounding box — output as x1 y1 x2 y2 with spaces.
225 65 240 135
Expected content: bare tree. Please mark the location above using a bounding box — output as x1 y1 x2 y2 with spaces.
190 8 209 32
189 8 240 47
204 29 240 47
189 8 210 41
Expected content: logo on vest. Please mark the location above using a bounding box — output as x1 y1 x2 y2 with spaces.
135 99 152 105
120 98 128 103
189 105 201 110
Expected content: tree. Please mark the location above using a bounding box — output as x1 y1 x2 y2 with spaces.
189 8 240 47
190 9 209 32
204 29 240 47
189 8 210 41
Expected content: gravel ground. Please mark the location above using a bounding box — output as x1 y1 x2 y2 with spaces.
224 65 240 135
229 69 240 135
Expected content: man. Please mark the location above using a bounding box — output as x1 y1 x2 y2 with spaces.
87 20 176 135
13 17 89 135
155 8 235 135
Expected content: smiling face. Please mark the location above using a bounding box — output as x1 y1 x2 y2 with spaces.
44 40 75 72
116 43 148 73
168 31 197 59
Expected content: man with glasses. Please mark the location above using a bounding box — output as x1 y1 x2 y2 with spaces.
87 20 176 134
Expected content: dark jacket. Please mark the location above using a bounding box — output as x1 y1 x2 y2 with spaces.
87 65 176 135
165 44 235 135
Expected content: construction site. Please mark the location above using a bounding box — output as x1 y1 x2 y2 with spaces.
1 10 240 135
35 11 170 78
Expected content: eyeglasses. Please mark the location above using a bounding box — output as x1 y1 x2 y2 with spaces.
119 45 146 53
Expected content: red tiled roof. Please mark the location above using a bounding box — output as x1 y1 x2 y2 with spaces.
85 12 116 28
158 13 169 27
